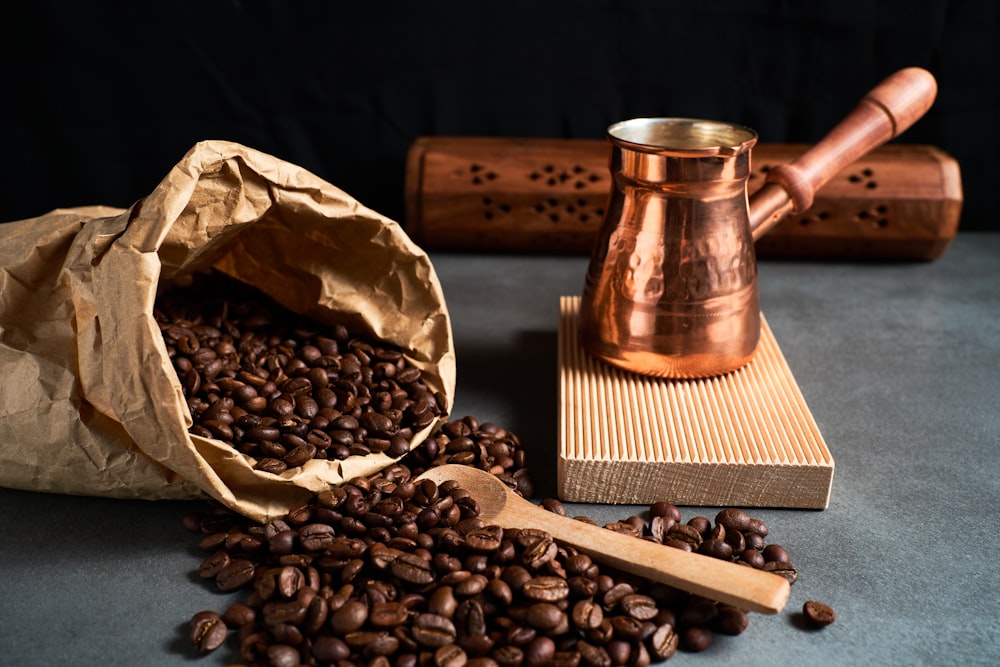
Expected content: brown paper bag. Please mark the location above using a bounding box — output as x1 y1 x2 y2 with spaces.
0 140 456 521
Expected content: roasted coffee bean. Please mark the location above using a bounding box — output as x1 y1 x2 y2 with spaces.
763 560 799 584
455 573 489 597
464 525 504 553
601 582 634 610
522 636 556 667
540 498 567 516
715 605 750 635
198 550 230 579
681 625 714 652
262 599 307 627
435 643 469 667
189 610 227 654
763 543 791 563
329 599 369 634
740 547 765 568
678 596 719 627
577 640 612 667
412 613 458 648
216 559 255 591
298 523 336 552
699 537 734 560
312 635 350 662
526 602 566 631
666 523 703 549
620 594 659 620
392 552 436 585
571 599 604 630
715 508 752 532
522 576 570 602
802 600 836 627
222 602 256 627
648 622 679 660
370 601 409 628
609 615 645 641
267 644 300 667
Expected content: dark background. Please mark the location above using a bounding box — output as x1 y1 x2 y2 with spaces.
2 1 997 231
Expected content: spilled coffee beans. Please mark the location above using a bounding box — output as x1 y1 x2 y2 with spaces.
183 417 811 665
157 273 445 471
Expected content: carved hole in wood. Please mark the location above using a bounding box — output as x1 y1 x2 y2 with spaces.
481 196 512 223
528 164 602 190
528 195 605 225
854 203 890 229
848 167 877 191
797 210 831 227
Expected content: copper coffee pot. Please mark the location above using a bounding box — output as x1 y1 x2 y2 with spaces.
579 68 938 379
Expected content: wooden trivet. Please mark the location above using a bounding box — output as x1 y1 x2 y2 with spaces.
558 296 834 508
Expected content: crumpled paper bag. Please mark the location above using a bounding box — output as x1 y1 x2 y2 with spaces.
0 140 456 521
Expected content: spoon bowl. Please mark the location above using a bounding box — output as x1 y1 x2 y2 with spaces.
417 464 790 614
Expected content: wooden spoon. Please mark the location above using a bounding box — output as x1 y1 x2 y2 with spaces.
417 464 790 614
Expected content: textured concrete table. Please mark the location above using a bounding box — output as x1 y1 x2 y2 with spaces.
1 233 998 666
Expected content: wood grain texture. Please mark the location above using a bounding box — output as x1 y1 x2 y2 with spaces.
418 464 791 614
405 137 962 260
558 296 834 509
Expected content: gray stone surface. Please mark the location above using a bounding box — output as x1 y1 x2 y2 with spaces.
1 233 997 665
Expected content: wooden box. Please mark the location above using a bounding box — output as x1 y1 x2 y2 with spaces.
405 137 962 260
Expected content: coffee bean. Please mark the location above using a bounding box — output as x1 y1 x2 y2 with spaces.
435 643 469 667
802 600 836 627
329 599 368 634
222 602 256 627
522 576 570 602
312 635 350 662
566 598 602 633
714 605 749 635
464 525 504 553
370 601 409 628
392 552 436 585
412 613 458 648
267 644 300 667
526 602 566 631
198 550 230 579
523 636 556 667
681 625 713 652
577 640 612 667
715 508 752 532
648 622 678 660
216 559 255 591
762 560 799 584
620 594 659 621
699 537 734 560
189 610 227 654
763 543 791 563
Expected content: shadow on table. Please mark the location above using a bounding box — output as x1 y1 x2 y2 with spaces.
449 328 561 499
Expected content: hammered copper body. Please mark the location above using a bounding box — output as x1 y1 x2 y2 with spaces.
580 119 759 378
580 67 938 379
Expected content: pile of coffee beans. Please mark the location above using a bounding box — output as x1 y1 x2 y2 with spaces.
183 417 810 666
156 273 446 472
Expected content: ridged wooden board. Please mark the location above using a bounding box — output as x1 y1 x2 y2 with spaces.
558 296 834 509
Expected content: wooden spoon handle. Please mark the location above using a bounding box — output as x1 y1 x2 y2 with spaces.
749 67 938 240
512 500 790 614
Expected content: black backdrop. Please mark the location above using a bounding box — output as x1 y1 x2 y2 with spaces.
2 1 997 231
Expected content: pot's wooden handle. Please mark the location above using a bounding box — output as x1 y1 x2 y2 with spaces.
749 67 938 239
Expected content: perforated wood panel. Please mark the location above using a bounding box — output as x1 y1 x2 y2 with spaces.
558 296 834 508
406 138 961 260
